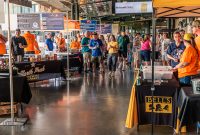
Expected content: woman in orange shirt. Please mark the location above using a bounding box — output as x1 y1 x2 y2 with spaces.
56 32 66 52
173 33 198 85
0 34 7 55
70 36 81 52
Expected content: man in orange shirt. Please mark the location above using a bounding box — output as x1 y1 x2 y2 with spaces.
23 31 40 54
173 34 198 86
56 32 66 52
192 20 200 71
0 34 7 55
70 36 81 52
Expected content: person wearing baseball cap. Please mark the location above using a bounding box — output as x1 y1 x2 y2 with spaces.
192 20 200 71
89 32 104 74
173 33 198 86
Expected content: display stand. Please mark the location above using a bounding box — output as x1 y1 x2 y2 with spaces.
0 0 28 126
66 10 73 81
150 9 157 135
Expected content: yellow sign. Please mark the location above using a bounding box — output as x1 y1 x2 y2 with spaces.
141 3 147 12
145 96 172 114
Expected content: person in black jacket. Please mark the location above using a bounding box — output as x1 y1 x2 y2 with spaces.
11 29 27 62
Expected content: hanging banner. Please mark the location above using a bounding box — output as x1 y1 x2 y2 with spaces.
115 2 153 14
80 20 97 32
41 13 64 30
96 24 112 34
17 14 40 30
0 0 5 23
64 19 80 30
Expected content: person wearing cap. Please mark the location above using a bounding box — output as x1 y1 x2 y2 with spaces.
81 31 91 73
89 32 104 74
45 33 54 51
173 33 198 86
192 20 200 71
55 32 66 52
23 31 40 54
117 31 130 71
70 36 81 52
0 34 7 55
11 29 27 62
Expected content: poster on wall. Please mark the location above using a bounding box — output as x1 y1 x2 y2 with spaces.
17 14 40 30
80 20 97 32
115 2 153 14
96 24 112 34
41 13 64 30
0 0 5 23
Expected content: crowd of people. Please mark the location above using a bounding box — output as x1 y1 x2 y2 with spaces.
1 20 200 83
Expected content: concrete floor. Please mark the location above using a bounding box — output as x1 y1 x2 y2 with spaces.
0 71 196 135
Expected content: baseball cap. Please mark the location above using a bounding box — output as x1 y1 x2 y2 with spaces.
183 33 193 41
93 32 98 35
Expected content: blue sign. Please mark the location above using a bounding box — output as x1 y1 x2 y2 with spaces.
41 13 64 30
96 24 112 34
80 20 97 32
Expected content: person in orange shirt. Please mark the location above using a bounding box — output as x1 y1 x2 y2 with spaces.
23 31 40 54
0 34 7 55
192 20 200 71
173 34 198 86
56 32 66 52
70 36 81 52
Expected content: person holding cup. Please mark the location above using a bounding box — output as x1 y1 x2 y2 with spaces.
11 29 27 62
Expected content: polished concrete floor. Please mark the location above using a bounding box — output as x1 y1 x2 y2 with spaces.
0 71 196 135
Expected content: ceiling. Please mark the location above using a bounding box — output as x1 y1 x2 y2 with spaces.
32 0 113 18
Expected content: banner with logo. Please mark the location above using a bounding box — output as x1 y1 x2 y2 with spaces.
17 14 40 30
80 20 97 32
96 24 112 34
136 80 179 127
115 2 153 14
41 13 64 30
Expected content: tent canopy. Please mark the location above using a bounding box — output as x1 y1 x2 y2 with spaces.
153 0 200 18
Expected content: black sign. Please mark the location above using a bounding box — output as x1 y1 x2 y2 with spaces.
41 13 64 30
17 14 40 30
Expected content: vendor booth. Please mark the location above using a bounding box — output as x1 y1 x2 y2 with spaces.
125 0 200 134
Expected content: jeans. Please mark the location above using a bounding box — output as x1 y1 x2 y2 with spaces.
108 53 118 72
179 76 191 86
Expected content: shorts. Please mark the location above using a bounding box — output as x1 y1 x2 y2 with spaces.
83 52 91 64
92 56 102 63
162 52 168 61
140 50 150 62
118 50 127 58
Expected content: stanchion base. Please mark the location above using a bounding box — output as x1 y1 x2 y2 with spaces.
0 118 28 126
66 77 74 81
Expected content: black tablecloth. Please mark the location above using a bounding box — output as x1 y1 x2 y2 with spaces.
178 87 200 129
136 76 180 127
61 53 83 73
15 60 66 82
0 76 32 104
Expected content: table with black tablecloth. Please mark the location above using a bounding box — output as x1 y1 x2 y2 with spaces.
61 53 83 73
176 87 200 132
15 60 66 82
0 76 32 104
125 74 180 129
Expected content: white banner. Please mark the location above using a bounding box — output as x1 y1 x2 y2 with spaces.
115 2 153 14
0 0 5 23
